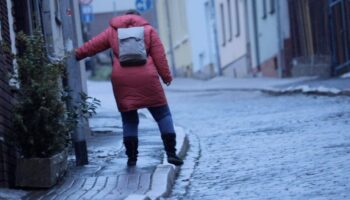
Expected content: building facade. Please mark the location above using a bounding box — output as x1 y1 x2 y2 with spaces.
156 0 348 78
215 0 250 77
0 0 86 187
156 0 193 77
184 0 288 78
185 0 219 79
247 0 279 77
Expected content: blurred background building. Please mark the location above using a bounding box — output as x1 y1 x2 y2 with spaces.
155 0 349 78
156 0 192 77
79 0 350 79
0 0 349 189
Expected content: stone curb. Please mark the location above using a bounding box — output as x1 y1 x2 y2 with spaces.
261 87 350 97
166 87 350 97
124 112 189 200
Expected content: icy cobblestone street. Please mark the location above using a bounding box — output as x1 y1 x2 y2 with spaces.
166 90 350 200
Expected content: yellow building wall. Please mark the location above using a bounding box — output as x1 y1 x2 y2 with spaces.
155 0 193 77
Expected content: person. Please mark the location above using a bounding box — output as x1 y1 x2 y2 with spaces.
75 10 183 166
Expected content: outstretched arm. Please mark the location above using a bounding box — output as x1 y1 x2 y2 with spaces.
75 27 112 61
149 28 173 85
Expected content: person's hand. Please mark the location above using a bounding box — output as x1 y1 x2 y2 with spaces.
74 49 83 61
165 82 171 86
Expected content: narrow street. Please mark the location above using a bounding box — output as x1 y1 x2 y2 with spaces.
166 90 350 199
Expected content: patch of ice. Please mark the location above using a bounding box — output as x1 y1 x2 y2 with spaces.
341 72 350 78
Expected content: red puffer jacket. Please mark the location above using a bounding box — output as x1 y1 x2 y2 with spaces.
75 15 172 112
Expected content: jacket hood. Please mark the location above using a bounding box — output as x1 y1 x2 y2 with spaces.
109 15 149 28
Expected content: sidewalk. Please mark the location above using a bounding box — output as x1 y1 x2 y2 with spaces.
167 76 350 96
20 81 189 200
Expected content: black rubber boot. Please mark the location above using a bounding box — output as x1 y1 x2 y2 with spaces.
161 134 184 166
123 136 138 166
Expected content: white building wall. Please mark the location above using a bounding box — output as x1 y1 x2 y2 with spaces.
215 0 249 77
247 0 280 67
255 0 279 63
246 0 284 77
186 0 216 73
91 0 134 14
155 0 169 49
156 0 192 76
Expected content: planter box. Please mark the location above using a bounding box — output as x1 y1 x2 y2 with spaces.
15 149 68 188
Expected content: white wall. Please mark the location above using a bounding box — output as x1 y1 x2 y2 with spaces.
186 0 216 73
91 0 135 14
215 0 248 76
156 0 192 76
256 0 278 62
247 0 281 70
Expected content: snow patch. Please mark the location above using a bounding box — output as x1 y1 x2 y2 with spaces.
341 72 350 78
272 85 342 95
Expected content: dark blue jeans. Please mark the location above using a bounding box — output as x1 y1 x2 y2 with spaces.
121 105 175 137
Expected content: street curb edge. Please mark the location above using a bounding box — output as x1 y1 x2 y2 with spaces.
123 124 189 200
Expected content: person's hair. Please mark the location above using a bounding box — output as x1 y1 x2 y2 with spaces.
125 9 141 16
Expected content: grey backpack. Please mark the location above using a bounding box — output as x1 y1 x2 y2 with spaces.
118 27 147 66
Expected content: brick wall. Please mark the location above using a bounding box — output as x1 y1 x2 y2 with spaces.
0 0 16 188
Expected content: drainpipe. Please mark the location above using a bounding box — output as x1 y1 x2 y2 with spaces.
60 0 89 166
252 0 261 73
244 0 253 75
164 0 176 77
210 0 223 76
276 0 285 78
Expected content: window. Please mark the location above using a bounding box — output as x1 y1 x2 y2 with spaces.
220 3 226 46
262 0 267 19
227 0 233 41
235 0 240 37
269 0 276 14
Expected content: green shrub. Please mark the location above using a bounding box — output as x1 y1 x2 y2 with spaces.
12 30 99 158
